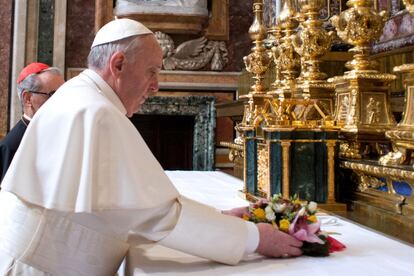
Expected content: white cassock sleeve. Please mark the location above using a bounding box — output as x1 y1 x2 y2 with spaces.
157 196 250 265
93 195 256 265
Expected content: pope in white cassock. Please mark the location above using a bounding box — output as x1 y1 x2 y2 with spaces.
0 19 302 275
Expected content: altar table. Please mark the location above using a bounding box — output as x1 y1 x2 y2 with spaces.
123 171 414 276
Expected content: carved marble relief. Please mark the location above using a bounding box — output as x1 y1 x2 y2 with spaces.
155 32 228 71
115 0 208 16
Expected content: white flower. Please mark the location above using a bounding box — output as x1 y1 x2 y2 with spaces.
308 201 318 213
265 205 276 221
297 206 306 217
273 203 287 213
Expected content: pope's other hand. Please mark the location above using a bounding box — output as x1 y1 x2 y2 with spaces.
255 223 303 258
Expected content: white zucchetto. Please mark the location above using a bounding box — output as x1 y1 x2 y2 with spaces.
91 18 153 48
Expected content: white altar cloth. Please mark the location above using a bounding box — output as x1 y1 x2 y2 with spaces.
124 171 414 276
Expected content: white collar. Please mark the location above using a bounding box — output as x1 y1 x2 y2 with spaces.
80 69 127 115
22 114 32 121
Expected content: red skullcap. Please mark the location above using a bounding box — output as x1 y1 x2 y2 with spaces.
17 62 50 84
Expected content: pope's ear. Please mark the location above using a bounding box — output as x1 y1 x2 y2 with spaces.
109 52 126 77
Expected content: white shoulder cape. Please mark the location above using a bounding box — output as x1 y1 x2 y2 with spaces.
2 69 179 212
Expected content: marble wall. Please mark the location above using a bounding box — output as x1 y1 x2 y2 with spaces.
0 0 13 137
66 0 95 68
64 0 253 71
226 0 254 72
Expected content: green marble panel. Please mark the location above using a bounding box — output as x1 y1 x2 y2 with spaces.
263 130 332 202
290 142 317 200
38 0 54 65
245 130 257 195
269 141 282 195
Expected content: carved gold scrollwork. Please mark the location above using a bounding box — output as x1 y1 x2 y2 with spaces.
357 173 385 192
294 0 334 87
330 0 387 73
258 144 270 198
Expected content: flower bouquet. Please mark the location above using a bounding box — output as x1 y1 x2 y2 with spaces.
243 194 345 257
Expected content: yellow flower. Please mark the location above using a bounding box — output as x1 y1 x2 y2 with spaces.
293 199 302 205
253 208 266 220
308 215 317 223
279 219 290 232
242 213 250 221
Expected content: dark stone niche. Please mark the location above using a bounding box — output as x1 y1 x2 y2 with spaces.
136 96 216 171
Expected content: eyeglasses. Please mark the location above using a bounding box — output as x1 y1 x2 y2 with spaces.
30 90 56 98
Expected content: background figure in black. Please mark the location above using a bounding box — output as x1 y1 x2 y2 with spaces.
0 63 64 182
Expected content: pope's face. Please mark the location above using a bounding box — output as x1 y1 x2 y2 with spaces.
118 35 163 117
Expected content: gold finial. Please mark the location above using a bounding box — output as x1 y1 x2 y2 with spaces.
239 0 271 129
330 0 387 73
293 0 334 87
277 0 301 99
243 1 271 94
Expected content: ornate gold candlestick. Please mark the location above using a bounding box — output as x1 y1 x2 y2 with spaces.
329 0 396 159
276 0 301 99
236 0 272 198
293 0 336 127
267 23 284 98
379 0 414 166
239 1 272 130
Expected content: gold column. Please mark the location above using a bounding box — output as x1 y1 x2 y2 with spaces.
281 141 291 198
326 140 336 203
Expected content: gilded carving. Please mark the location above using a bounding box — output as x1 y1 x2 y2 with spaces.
293 0 334 93
338 94 350 123
366 97 380 124
258 145 270 198
341 161 414 181
339 141 361 159
327 0 397 159
267 24 284 95
330 0 387 72
276 0 301 99
356 173 386 192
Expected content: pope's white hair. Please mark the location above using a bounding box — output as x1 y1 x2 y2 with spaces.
87 35 146 71
17 67 61 101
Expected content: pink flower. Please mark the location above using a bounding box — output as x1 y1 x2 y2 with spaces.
288 207 324 244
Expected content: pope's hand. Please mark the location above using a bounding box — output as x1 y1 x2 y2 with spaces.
255 223 303 258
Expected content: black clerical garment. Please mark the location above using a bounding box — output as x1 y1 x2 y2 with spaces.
0 118 29 182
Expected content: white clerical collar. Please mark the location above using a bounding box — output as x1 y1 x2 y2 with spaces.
80 69 127 115
22 114 32 121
